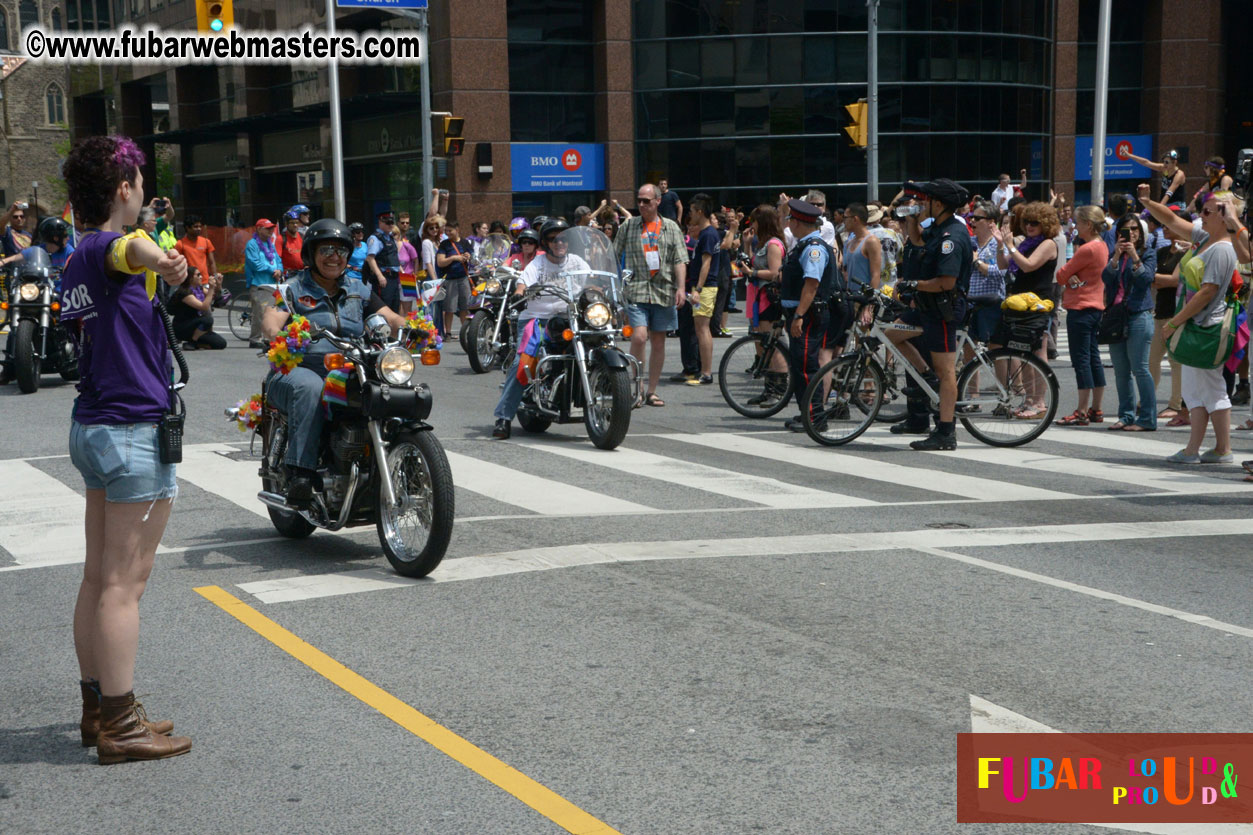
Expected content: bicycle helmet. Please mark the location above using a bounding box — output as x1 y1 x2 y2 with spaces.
516 228 540 246
290 203 311 216
301 218 353 268
348 222 365 235
37 216 70 247
509 216 530 233
539 218 570 246
284 209 302 222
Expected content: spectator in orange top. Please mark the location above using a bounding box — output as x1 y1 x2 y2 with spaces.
174 215 219 285
279 211 304 274
1053 205 1108 426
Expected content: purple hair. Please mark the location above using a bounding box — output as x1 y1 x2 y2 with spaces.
111 136 146 173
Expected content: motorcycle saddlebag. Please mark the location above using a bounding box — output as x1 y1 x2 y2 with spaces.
361 381 433 421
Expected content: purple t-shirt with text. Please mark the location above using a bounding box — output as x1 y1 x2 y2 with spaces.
59 230 171 425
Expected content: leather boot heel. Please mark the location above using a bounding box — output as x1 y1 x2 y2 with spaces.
80 682 174 747
96 692 190 764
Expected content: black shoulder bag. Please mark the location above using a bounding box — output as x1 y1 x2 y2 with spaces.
153 295 190 464
1098 260 1131 345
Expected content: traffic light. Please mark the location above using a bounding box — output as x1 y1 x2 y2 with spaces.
844 99 867 148
442 116 465 156
195 0 233 33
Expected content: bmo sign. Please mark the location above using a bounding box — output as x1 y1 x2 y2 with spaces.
1074 134 1153 181
511 143 605 192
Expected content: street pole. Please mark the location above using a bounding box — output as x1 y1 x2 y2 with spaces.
326 0 346 221
867 0 880 202
419 13 433 210
1091 0 1112 207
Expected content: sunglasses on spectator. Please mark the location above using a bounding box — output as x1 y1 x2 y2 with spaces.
636 197 654 204
317 245 350 258
971 214 992 220
11 214 24 220
1023 220 1041 226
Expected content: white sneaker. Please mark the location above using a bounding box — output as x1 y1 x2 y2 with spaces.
1166 449 1201 464
1199 449 1234 464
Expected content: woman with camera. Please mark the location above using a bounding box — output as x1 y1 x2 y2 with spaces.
59 135 193 763
1140 184 1239 463
171 266 227 350
1101 216 1158 430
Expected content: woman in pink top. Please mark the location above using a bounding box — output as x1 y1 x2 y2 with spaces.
1053 205 1108 426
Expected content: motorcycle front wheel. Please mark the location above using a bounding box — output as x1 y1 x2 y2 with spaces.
377 429 454 577
14 319 40 394
584 364 632 450
465 310 496 374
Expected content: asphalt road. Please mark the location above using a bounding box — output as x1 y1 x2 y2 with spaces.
1 309 1250 835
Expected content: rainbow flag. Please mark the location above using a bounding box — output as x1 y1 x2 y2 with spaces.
321 368 351 417
399 271 418 301
61 202 76 246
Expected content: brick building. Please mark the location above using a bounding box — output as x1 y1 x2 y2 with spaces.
0 0 71 220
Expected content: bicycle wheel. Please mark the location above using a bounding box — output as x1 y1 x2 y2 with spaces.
718 333 794 418
872 341 908 423
227 295 252 342
957 348 1058 447
801 354 882 446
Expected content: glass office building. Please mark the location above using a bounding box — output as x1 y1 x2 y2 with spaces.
633 0 1054 208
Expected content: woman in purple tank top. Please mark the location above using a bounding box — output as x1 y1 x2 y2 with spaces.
58 136 193 764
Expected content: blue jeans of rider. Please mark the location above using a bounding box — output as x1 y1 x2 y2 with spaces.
266 367 325 469
1108 309 1156 429
1066 307 1106 391
494 354 526 423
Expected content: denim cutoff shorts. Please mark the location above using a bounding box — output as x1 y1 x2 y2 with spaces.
626 301 678 332
69 421 177 503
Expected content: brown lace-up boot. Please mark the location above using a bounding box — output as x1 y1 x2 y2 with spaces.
96 691 191 764
80 681 175 747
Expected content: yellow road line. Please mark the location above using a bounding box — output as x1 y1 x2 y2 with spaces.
195 585 623 835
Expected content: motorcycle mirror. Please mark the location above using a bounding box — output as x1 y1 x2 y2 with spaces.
364 313 391 342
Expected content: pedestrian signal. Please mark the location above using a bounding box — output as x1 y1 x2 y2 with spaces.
844 100 867 148
195 0 233 33
442 116 465 156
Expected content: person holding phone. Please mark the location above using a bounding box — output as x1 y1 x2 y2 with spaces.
1102 216 1158 430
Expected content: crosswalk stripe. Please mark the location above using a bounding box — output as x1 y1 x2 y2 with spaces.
518 441 877 509
445 451 653 515
177 443 270 519
1035 425 1233 458
663 433 1072 502
0 459 86 567
858 429 1247 495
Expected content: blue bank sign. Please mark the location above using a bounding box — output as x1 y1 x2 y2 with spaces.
511 143 605 192
336 0 427 7
1075 134 1153 181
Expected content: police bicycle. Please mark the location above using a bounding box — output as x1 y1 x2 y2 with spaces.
799 286 1058 446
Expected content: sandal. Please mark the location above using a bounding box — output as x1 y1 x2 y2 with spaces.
1122 424 1155 432
1236 419 1253 431
644 393 666 407
1157 407 1179 419
1167 414 1191 427
1055 409 1089 426
1015 406 1047 420
1107 421 1127 430
1087 408 1104 423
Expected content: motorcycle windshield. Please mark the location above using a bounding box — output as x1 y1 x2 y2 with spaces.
474 233 513 267
552 227 622 305
18 246 52 279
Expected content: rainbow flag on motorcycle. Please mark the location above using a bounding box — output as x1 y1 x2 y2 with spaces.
400 271 419 302
321 367 351 417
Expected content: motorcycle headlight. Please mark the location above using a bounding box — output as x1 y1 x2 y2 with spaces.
483 278 502 295
584 301 611 328
378 346 416 385
19 283 40 302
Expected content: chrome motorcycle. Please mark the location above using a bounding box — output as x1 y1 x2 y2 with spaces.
514 226 641 450
5 248 78 393
463 233 516 373
227 315 454 577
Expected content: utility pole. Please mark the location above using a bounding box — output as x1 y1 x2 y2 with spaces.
1091 0 1112 207
867 0 880 201
326 0 346 221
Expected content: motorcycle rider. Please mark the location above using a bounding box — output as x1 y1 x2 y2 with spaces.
491 219 590 439
0 217 75 384
261 219 408 507
504 227 541 270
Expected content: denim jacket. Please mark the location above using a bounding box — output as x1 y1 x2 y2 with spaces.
278 270 371 372
1102 247 1157 313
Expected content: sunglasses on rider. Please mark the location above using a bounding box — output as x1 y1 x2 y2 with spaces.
544 237 567 247
316 244 350 258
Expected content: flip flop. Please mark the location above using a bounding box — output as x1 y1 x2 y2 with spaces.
1235 419 1253 431
1167 415 1191 427
644 393 666 407
1122 425 1155 432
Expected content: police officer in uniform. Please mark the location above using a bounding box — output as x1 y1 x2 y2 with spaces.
780 198 839 431
366 211 403 313
262 219 408 506
885 178 973 450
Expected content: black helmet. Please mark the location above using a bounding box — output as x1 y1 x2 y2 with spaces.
301 218 353 268
539 218 570 244
37 216 70 246
516 228 540 246
532 215 550 231
348 222 365 235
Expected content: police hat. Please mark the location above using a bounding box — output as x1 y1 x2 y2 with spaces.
787 198 822 223
905 178 969 208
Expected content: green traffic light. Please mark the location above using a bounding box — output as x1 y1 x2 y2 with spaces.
211 18 223 31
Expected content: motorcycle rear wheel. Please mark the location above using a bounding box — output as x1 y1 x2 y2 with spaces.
14 319 40 394
377 429 454 578
263 476 316 539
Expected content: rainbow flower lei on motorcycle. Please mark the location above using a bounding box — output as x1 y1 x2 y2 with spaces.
231 393 264 432
268 314 312 374
404 304 442 352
